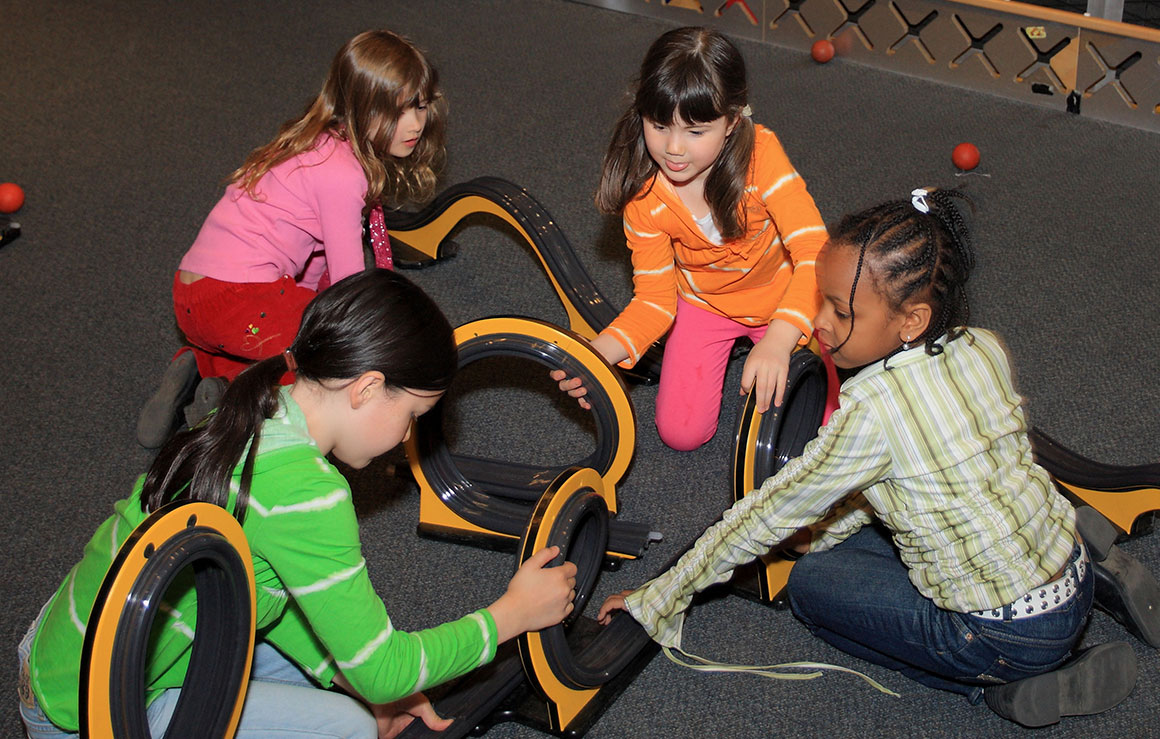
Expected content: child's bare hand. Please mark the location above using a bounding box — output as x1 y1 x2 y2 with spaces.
741 320 803 412
489 546 578 641
372 691 452 739
597 589 636 625
549 369 591 410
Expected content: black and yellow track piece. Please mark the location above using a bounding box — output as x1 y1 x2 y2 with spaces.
80 501 256 738
384 176 663 383
406 316 656 559
397 468 657 739
730 349 830 603
1031 428 1160 536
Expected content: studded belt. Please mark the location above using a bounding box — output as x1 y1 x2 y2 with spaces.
969 540 1089 621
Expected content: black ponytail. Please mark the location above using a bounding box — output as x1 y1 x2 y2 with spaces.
142 269 456 521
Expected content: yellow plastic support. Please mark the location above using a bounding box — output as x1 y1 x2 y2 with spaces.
516 467 607 733
83 502 256 738
389 196 598 339
409 316 636 556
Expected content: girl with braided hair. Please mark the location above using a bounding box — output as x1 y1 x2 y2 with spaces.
599 189 1140 727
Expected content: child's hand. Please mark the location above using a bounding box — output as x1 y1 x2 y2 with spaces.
550 369 592 410
549 334 629 411
597 589 637 625
741 320 803 412
371 691 452 739
489 546 578 642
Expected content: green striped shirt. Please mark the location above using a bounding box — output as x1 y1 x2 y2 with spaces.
625 329 1076 648
29 388 497 731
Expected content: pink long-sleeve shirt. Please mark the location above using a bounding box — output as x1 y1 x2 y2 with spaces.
179 134 367 291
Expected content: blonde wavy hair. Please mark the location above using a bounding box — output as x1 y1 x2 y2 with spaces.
230 29 446 208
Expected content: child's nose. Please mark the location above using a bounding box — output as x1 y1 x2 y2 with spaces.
665 134 684 156
402 108 422 132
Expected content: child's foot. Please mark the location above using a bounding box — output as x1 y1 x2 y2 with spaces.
983 641 1137 727
1075 505 1160 647
136 352 199 448
183 377 227 429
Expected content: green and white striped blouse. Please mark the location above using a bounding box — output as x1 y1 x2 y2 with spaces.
626 329 1076 649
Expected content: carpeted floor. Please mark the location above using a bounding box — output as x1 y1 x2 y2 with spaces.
1 1 1157 736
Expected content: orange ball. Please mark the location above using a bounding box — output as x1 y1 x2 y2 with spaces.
0 182 25 213
811 39 835 64
952 143 980 171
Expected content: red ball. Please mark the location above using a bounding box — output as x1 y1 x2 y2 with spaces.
952 143 980 171
0 182 25 213
811 39 835 64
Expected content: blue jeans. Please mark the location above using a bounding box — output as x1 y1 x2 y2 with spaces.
786 525 1093 703
19 608 377 738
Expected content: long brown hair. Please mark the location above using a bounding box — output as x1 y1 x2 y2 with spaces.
595 27 754 240
230 29 446 208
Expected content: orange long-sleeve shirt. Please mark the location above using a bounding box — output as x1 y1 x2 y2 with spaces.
603 125 827 368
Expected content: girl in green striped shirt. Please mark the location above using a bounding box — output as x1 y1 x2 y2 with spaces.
20 270 578 738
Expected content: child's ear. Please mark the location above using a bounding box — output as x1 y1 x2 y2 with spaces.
900 302 932 343
348 371 386 409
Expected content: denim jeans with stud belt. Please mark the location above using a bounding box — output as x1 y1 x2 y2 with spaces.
787 524 1093 704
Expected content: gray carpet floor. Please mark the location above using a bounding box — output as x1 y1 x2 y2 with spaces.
2 0 1158 736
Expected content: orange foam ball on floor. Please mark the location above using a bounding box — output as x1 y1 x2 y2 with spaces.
952 143 980 171
0 182 24 214
811 39 835 64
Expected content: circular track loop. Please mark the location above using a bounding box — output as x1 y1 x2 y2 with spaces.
80 502 256 739
733 349 829 500
517 467 622 691
408 316 635 539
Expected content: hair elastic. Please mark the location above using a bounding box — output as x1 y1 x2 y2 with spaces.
911 188 930 214
740 104 753 118
283 349 298 373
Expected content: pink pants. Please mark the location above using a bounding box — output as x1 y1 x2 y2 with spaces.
654 298 768 451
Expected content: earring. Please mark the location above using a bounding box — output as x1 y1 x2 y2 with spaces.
902 336 912 351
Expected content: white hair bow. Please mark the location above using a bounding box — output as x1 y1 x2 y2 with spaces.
911 188 930 214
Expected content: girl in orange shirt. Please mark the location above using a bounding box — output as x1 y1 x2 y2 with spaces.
554 27 826 451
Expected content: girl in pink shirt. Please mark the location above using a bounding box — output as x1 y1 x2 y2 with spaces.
137 29 445 448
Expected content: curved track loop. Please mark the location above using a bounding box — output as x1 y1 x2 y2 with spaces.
730 349 830 602
1030 428 1160 536
396 469 656 739
406 316 656 559
80 502 256 739
517 468 652 732
384 176 663 383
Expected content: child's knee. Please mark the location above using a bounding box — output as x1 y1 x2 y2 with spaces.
655 416 716 451
786 556 821 625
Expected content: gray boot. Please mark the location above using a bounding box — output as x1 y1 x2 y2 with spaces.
183 376 227 429
136 352 199 448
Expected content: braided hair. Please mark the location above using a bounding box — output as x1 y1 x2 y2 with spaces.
828 188 976 360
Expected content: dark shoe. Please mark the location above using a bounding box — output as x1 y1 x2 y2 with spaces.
1074 505 1121 562
1093 548 1160 647
136 352 199 448
984 642 1137 727
183 376 227 429
1075 505 1160 647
